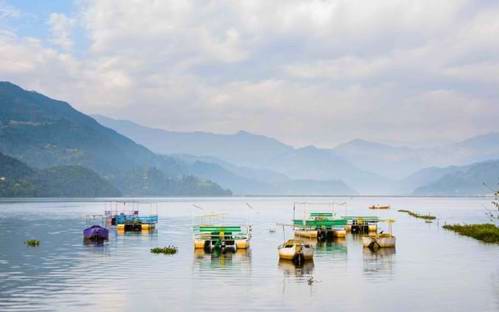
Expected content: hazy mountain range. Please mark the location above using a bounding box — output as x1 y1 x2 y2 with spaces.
94 115 499 195
0 81 497 197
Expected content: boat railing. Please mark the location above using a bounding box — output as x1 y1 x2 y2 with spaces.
193 225 250 241
115 214 158 224
293 219 347 229
342 216 379 225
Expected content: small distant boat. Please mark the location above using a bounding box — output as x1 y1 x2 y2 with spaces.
369 204 390 210
278 239 314 265
83 225 109 241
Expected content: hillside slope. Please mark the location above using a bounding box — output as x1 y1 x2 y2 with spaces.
0 152 121 197
0 82 229 196
413 159 499 195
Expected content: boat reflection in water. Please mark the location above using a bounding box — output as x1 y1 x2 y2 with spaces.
193 248 251 270
115 228 158 242
278 259 315 277
362 246 396 277
298 237 347 257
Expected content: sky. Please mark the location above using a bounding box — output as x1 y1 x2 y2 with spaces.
1 0 499 148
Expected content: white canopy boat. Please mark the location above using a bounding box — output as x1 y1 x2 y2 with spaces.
278 239 314 265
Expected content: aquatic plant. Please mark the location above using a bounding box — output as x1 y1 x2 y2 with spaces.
398 209 436 220
443 224 499 244
25 240 40 247
150 246 178 255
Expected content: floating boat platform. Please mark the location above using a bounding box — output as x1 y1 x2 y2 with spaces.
105 210 158 232
293 212 347 240
193 225 251 253
343 216 379 234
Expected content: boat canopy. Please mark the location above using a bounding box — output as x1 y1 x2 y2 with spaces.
293 218 347 228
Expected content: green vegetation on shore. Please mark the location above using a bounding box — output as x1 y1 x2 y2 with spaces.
25 240 40 247
150 246 178 255
398 209 436 220
443 224 499 244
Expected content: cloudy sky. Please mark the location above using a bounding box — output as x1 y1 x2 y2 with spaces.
1 0 499 148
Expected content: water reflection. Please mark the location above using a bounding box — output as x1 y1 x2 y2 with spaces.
193 249 251 270
362 247 396 277
315 240 347 255
278 260 314 277
114 229 158 241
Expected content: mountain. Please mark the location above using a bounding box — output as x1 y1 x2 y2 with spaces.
93 115 292 167
333 139 425 179
269 179 356 196
413 159 499 195
398 165 463 194
0 152 121 197
174 155 357 195
0 82 229 196
334 133 499 181
452 132 499 163
94 115 386 194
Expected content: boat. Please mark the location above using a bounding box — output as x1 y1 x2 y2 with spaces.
294 212 347 240
369 204 390 210
83 225 109 241
278 239 314 265
343 215 379 233
106 210 158 232
193 225 251 253
362 219 396 250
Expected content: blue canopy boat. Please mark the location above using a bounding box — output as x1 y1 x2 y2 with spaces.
83 225 109 241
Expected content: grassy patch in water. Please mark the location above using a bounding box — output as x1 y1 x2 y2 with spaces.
398 209 436 220
25 239 40 247
443 224 499 244
151 246 177 255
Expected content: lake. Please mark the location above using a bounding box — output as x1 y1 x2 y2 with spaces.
0 197 498 311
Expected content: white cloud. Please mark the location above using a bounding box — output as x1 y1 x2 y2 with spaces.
1 0 499 147
48 13 75 50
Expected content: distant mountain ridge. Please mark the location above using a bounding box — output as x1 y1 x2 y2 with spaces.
413 159 499 195
0 82 230 196
93 115 388 194
333 133 499 179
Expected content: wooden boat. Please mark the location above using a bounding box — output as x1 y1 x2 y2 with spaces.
362 234 396 249
362 219 396 250
83 225 109 241
278 239 314 265
369 204 390 210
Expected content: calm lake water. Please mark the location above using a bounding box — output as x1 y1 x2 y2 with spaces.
0 197 498 312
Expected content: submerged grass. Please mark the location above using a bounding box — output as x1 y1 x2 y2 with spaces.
25 240 40 247
398 209 436 220
443 224 499 244
151 246 178 255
